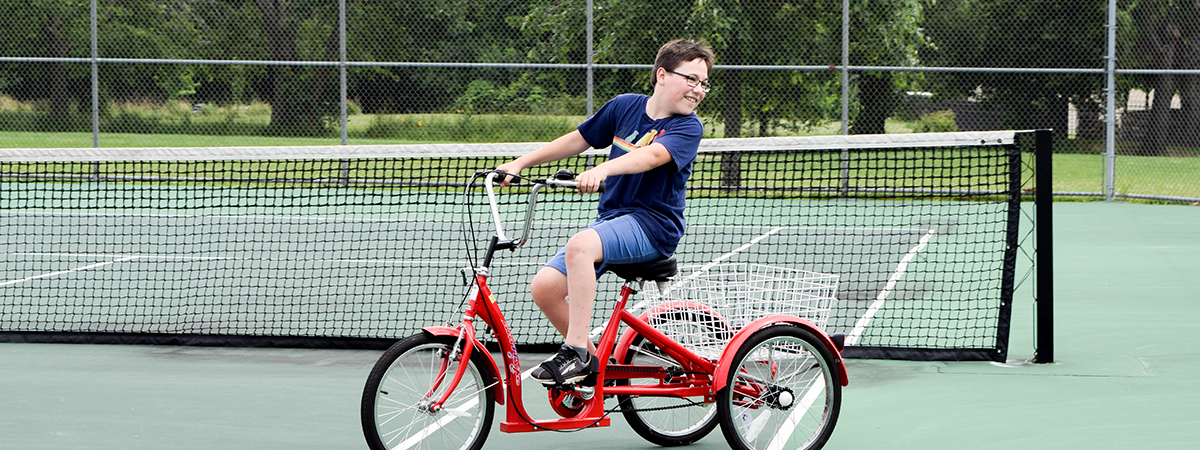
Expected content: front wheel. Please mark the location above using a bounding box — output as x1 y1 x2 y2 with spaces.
717 326 841 450
361 334 496 450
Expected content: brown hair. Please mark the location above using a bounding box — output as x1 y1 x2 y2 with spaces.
652 39 715 78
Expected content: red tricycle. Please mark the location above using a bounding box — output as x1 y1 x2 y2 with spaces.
361 170 848 450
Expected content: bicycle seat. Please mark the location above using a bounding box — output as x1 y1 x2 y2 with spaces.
607 255 678 282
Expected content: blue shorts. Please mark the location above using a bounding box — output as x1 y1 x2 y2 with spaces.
545 214 664 278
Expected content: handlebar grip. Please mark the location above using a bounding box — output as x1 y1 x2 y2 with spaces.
550 179 605 194
492 170 518 184
543 169 604 194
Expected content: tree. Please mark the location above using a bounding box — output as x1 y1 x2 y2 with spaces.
1122 0 1200 155
922 0 1107 143
101 1 199 103
695 0 845 138
250 0 340 136
0 0 202 130
169 0 342 136
0 0 91 130
346 0 495 114
516 0 928 137
847 0 926 135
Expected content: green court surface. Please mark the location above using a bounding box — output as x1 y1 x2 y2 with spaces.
2 201 1198 449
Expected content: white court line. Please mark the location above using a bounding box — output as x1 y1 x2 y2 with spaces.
0 256 141 288
844 228 938 347
696 227 784 273
390 400 479 450
765 373 826 450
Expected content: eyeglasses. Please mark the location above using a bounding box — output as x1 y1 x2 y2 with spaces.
667 70 712 93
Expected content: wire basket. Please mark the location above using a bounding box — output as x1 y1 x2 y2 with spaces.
638 263 839 360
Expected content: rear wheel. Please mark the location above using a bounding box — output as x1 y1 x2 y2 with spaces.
717 326 841 450
361 334 496 450
617 334 719 446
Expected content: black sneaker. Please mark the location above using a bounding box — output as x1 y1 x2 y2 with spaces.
531 345 595 386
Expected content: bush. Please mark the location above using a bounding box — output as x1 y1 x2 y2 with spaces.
909 110 958 133
451 75 584 116
1 94 581 142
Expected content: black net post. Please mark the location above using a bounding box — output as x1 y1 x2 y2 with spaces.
1033 129 1055 363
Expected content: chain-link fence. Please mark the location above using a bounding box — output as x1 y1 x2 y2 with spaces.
1 0 1196 202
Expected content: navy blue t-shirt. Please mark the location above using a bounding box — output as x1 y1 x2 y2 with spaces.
576 94 702 256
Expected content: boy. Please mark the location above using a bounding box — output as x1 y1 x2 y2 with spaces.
496 39 714 385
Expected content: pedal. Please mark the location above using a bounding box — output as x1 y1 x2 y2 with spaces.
573 386 595 401
544 374 597 390
571 355 603 387
579 371 599 387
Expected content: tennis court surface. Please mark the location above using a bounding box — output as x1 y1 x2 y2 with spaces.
2 201 1197 449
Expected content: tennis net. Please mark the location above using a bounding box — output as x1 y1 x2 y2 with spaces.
0 131 1048 361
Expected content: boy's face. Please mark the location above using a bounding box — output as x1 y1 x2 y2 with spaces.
657 58 709 116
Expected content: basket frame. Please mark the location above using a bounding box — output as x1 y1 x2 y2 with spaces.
638 263 839 360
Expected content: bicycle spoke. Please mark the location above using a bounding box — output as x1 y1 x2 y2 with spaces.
765 372 826 450
364 337 493 450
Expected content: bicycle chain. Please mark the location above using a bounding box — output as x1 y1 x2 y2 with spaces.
606 397 709 414
596 364 713 414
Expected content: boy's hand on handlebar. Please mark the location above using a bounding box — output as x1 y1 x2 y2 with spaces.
494 163 523 186
574 168 607 194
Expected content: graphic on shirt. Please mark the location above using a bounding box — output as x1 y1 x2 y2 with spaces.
613 129 660 155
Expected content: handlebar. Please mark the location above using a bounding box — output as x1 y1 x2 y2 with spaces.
478 169 604 255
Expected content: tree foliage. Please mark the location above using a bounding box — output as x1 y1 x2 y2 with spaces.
0 0 1177 143
921 0 1107 141
1120 0 1200 154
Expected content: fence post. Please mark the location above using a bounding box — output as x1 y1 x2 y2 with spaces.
839 0 850 195
586 0 594 117
340 0 348 147
840 0 849 136
1104 0 1117 201
91 0 99 148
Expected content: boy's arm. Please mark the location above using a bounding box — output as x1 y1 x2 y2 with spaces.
573 143 673 193
496 130 591 185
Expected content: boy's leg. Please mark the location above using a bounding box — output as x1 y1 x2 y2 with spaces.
530 267 597 355
530 216 660 384
529 230 602 385
534 215 661 351
562 229 604 350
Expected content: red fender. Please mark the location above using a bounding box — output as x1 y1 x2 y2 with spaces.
421 326 505 405
711 316 849 393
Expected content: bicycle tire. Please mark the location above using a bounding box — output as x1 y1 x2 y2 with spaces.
717 325 841 450
617 333 719 446
361 334 496 450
